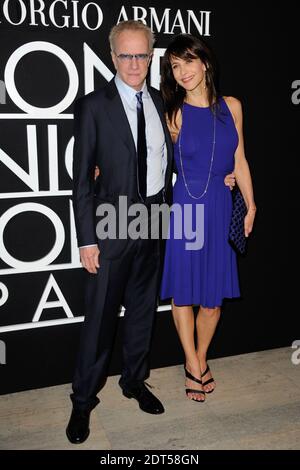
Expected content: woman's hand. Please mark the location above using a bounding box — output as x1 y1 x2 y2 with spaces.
244 207 256 237
224 172 236 190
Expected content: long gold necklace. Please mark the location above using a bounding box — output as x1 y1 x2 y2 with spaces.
178 106 216 199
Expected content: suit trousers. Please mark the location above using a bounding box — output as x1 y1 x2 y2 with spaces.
71 197 163 411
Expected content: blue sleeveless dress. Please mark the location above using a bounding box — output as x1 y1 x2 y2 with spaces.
160 98 241 307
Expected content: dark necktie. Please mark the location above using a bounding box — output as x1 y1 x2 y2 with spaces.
136 91 147 201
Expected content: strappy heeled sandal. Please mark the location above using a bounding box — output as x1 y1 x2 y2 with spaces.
201 364 215 394
184 367 205 403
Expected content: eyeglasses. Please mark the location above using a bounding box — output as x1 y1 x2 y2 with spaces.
115 53 151 62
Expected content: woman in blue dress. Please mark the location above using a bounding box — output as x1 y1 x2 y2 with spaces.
160 34 256 402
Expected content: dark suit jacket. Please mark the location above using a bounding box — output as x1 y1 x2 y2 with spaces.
72 78 173 259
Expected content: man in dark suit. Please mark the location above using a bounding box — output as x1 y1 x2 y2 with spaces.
66 20 173 444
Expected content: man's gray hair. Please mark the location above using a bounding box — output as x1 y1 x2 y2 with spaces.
109 20 155 52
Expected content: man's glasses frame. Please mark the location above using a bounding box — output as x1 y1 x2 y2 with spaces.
114 53 151 62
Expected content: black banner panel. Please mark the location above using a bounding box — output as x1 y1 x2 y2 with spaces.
0 1 294 393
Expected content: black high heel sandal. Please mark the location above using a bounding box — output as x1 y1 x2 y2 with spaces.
201 364 215 394
184 367 205 402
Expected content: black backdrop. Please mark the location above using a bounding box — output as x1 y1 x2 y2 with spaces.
0 1 296 394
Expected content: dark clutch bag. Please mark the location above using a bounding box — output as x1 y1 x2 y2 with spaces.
229 188 248 254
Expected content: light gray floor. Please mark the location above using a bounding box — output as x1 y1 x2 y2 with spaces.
0 347 300 450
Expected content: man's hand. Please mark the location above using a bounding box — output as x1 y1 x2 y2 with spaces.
224 172 236 190
80 246 100 274
94 166 100 180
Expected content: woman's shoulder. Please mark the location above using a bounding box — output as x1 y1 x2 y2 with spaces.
222 96 243 122
223 96 242 112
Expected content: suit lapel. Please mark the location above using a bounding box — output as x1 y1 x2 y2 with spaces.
104 79 136 156
148 88 169 140
148 87 173 188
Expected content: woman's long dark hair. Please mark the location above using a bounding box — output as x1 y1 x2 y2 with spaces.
161 34 220 127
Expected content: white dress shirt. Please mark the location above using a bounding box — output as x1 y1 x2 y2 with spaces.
115 74 167 196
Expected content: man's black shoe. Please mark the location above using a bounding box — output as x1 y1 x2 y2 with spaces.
66 408 91 444
122 383 165 414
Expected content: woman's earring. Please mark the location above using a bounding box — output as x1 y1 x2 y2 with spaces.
203 71 207 90
176 83 178 92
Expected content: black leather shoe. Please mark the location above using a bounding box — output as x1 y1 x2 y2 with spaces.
66 408 91 444
122 383 165 414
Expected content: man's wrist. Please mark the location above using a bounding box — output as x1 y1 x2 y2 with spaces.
79 244 97 248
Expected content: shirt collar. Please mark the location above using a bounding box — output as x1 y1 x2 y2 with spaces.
115 74 150 106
